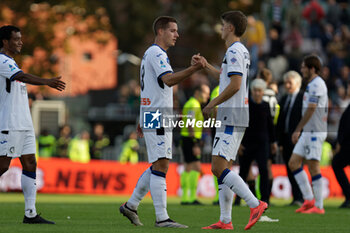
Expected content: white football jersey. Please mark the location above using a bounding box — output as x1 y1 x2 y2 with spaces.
216 42 250 127
0 53 33 131
302 76 328 134
139 44 173 127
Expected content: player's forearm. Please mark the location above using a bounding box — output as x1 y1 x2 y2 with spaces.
208 81 239 108
205 63 220 81
295 106 316 132
162 65 199 87
14 72 49 86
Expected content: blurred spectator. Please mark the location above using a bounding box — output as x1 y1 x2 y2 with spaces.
302 0 325 39
284 20 303 70
127 80 140 109
267 24 287 83
326 0 341 29
336 65 350 91
242 15 266 79
276 71 304 206
56 125 72 158
327 33 347 77
339 0 350 26
332 103 350 208
91 123 110 160
68 130 91 163
237 79 277 205
38 129 56 158
257 68 279 120
267 0 286 27
119 131 139 164
117 84 130 104
286 0 303 30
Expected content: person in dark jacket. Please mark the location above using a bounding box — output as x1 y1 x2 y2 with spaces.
238 79 277 204
277 71 304 206
332 103 350 208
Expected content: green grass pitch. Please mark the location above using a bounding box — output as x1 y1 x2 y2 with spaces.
0 193 349 233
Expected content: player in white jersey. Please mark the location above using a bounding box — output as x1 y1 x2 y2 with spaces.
288 55 328 214
119 16 205 228
197 11 267 230
0 25 65 224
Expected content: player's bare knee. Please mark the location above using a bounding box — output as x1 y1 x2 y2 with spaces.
21 155 37 172
211 166 222 178
288 159 298 172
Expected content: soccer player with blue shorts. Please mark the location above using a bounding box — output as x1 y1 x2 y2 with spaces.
199 11 268 230
119 16 205 228
0 25 65 224
288 55 328 214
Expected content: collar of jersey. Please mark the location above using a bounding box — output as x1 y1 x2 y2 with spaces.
229 41 242 47
0 53 14 59
152 44 167 53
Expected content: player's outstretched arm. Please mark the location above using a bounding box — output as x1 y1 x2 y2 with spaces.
192 54 220 81
161 57 205 87
13 73 66 91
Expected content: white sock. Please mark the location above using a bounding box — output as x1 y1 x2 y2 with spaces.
312 175 323 209
293 168 314 201
127 167 151 210
21 171 37 218
218 183 233 224
221 169 259 208
150 171 169 222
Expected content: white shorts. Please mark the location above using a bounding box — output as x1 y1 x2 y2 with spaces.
0 130 36 158
293 132 326 161
144 129 172 163
212 125 245 161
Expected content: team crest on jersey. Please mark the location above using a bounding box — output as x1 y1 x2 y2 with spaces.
143 109 162 129
230 57 237 64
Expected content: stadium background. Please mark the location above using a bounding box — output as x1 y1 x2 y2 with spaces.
1 0 350 200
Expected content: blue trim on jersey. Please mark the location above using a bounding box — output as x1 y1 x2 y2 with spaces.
10 70 23 81
228 72 242 77
293 167 304 175
0 53 14 59
22 170 36 179
157 71 172 89
218 168 230 184
312 174 322 181
224 125 234 135
217 178 223 185
157 70 172 80
152 44 167 53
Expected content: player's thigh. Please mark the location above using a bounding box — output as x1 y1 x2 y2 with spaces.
289 153 304 171
0 156 12 175
304 134 325 161
212 126 245 161
19 131 37 171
